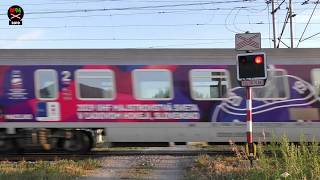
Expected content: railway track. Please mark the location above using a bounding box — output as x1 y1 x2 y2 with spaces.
0 150 235 161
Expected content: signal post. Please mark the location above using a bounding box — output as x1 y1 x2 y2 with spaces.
235 33 267 167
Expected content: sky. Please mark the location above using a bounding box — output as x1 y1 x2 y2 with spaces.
1 0 320 49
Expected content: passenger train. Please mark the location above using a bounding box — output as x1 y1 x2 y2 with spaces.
0 49 319 153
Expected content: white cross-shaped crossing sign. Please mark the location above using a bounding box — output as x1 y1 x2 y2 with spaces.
235 33 261 51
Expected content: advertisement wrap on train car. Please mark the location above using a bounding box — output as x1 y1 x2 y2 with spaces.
0 64 319 123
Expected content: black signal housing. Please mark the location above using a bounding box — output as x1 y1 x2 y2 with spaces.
236 52 267 81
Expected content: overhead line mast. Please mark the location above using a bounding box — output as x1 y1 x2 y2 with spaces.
271 0 277 48
289 0 294 48
270 0 295 48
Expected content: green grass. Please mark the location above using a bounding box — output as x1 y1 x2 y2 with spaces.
0 159 100 180
257 136 320 179
185 136 320 180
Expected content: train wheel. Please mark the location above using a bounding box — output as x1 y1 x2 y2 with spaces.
63 131 91 153
0 132 15 153
39 129 59 151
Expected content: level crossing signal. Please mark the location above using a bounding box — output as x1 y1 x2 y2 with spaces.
235 51 267 166
236 52 267 87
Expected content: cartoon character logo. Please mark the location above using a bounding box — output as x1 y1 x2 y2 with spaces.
212 69 320 122
7 5 24 25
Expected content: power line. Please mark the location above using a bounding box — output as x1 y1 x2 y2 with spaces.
3 6 313 20
148 41 228 48
0 8 271 21
0 0 114 7
0 38 236 41
0 0 265 7
0 37 308 41
300 31 320 41
0 23 266 30
1 22 320 30
232 8 247 32
4 7 313 16
0 0 312 7
297 0 319 47
0 1 255 15
224 8 241 33
1 0 320 48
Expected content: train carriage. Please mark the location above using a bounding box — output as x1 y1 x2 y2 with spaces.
0 48 320 153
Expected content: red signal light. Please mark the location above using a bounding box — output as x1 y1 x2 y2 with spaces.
254 55 263 64
240 57 247 64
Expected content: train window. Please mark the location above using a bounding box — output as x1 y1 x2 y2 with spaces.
253 69 289 100
311 69 320 97
76 70 115 100
190 69 230 100
35 69 58 100
133 69 173 100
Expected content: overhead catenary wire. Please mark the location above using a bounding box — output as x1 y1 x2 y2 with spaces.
296 0 319 47
232 8 245 32
0 0 313 7
1 21 319 30
0 1 256 15
3 6 314 21
0 23 273 30
0 37 309 41
0 7 272 16
0 7 271 21
147 41 227 48
1 0 320 48
300 31 320 41
0 0 225 6
3 1 311 20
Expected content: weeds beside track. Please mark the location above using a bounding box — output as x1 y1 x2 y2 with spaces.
185 136 320 180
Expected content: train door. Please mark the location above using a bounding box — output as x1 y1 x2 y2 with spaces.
34 69 61 121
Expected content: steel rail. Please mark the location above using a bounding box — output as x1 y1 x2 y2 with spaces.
0 150 235 161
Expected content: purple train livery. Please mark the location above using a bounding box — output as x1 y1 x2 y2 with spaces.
0 49 319 153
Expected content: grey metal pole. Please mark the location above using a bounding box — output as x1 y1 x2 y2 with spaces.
271 0 277 48
289 0 294 48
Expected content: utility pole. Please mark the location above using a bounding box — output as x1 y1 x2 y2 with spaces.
289 0 294 48
271 0 277 48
